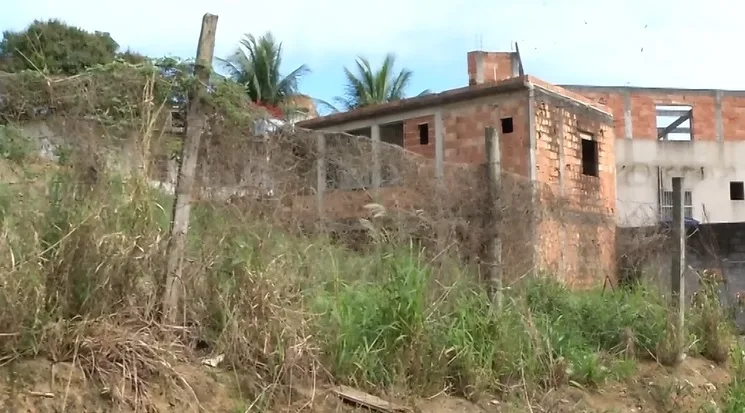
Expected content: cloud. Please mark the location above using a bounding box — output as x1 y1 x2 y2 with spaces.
2 0 745 93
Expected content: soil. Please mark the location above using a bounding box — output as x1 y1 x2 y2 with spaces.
0 356 733 413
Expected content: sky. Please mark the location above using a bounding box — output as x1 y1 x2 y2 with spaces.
1 0 742 112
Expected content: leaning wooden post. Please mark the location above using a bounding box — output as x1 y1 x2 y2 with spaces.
484 126 503 310
670 176 686 359
162 13 218 323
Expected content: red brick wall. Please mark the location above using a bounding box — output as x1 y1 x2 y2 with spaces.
467 51 517 85
629 93 715 140
441 91 530 176
403 115 435 157
722 96 745 141
533 90 617 287
529 78 612 114
570 90 626 139
566 87 745 141
300 88 617 287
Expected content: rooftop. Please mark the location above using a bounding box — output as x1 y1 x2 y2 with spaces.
297 75 612 130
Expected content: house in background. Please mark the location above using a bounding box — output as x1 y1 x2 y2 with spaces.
297 46 745 229
560 84 745 227
297 51 617 288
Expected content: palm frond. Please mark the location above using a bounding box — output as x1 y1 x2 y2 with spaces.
314 98 341 114
335 52 424 110
221 31 311 112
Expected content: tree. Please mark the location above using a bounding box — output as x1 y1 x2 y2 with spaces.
0 19 124 75
330 53 431 112
218 32 310 115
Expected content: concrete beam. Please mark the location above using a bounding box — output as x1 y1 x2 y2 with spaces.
561 84 745 97
321 107 437 132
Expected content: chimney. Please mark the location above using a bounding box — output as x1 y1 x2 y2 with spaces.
467 51 521 86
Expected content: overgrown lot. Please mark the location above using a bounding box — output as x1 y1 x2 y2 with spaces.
1 61 745 412
0 149 744 412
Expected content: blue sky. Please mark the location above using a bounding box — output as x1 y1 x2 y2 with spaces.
2 0 741 111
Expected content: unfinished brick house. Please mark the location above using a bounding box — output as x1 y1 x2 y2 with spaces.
296 51 617 288
559 84 745 227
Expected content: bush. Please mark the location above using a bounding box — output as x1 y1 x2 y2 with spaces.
0 19 143 75
689 269 735 364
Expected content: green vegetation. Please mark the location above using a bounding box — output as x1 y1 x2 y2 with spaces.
0 131 740 410
722 344 745 412
0 19 145 75
329 53 431 111
1 18 431 119
215 34 430 116
218 32 310 112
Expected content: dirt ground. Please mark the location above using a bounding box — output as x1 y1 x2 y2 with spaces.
0 356 733 413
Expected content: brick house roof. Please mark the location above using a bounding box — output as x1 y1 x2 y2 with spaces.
296 75 611 130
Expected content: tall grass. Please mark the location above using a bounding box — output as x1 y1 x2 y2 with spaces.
0 152 739 409
310 255 671 397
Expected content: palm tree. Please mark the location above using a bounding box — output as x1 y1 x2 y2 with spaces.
328 53 431 112
218 32 310 112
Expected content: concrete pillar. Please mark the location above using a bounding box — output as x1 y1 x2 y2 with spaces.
475 54 485 84
715 90 723 141
557 107 566 282
623 89 633 140
433 109 446 253
371 123 381 193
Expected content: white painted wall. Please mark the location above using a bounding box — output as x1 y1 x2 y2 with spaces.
616 139 745 227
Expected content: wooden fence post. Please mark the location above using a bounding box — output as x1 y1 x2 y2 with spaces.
671 176 686 359
484 126 503 310
162 13 218 323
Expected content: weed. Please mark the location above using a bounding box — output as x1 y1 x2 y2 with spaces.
689 269 734 364
0 125 33 163
721 344 745 413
